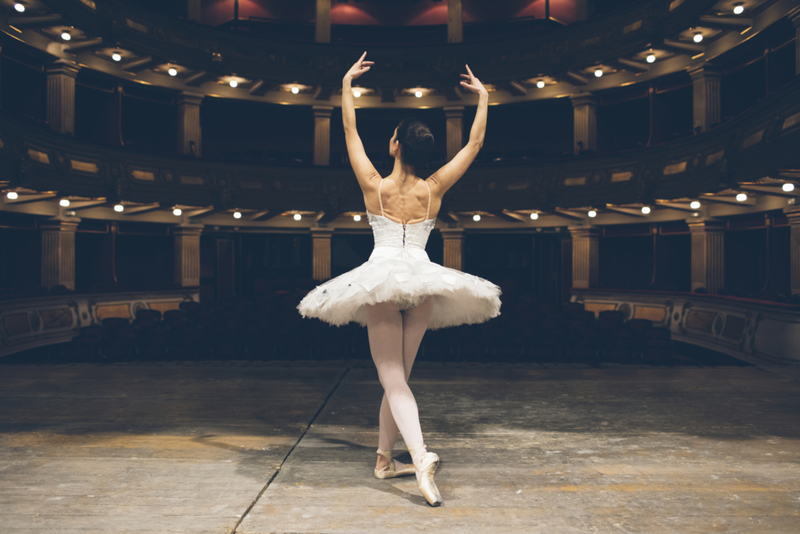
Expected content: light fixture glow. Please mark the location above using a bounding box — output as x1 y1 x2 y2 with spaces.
14 3 25 13
536 80 545 89
61 31 72 41
641 206 651 214
114 204 124 212
692 212 700 217
6 191 18 200
353 90 361 98
59 199 70 207
646 54 656 63
353 214 361 222
229 80 238 88
473 214 481 222
690 201 701 209
233 211 242 219
588 210 597 218
293 213 302 221
733 3 744 15
693 33 703 43
291 86 299 94
173 208 182 216
111 53 122 62
594 68 603 77
736 193 747 202
414 90 423 98
782 183 795 192
168 68 178 77
530 212 539 220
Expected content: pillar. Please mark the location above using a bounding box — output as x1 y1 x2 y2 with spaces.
448 0 462 43
313 105 333 166
688 218 725 294
569 226 600 289
441 228 465 271
792 12 800 76
444 106 464 162
177 92 203 157
187 0 202 22
316 0 331 43
47 60 80 135
785 208 800 295
570 93 596 155
689 65 722 134
574 0 596 21
173 224 203 287
41 216 79 290
311 228 334 281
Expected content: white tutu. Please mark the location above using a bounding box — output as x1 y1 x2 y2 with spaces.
297 213 502 330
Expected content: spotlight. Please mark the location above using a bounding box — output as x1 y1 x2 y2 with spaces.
783 183 795 192
59 199 70 207
690 201 701 209
6 191 18 200
293 213 302 221
114 204 124 212
112 53 122 62
61 31 72 41
594 68 603 77
536 80 545 89
473 214 481 222
646 54 656 63
733 3 744 15
229 80 238 88
529 212 539 220
693 33 703 43
641 206 651 214
14 3 25 13
736 193 747 202
173 208 182 216
588 210 597 218
233 211 242 219
414 90 423 98
168 68 178 77
353 214 361 222
291 86 299 94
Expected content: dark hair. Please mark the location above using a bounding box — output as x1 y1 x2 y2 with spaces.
396 119 434 170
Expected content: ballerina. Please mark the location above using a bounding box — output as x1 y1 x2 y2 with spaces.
298 52 501 506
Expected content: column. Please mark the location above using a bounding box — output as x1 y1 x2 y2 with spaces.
313 105 333 166
177 92 203 157
173 224 203 287
316 0 331 43
311 227 334 281
689 65 722 134
187 0 202 22
570 93 596 155
441 228 465 271
688 218 725 294
448 0 463 44
569 226 600 289
574 0 596 21
792 12 800 76
785 208 800 295
444 106 464 162
41 216 79 290
47 60 80 135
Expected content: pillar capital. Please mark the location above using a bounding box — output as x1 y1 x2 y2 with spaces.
568 224 602 239
310 227 335 236
783 206 800 224
46 59 80 78
569 92 597 108
40 216 80 232
312 105 333 117
444 106 465 118
790 11 800 29
177 91 204 106
687 217 725 232
172 223 204 236
688 64 723 81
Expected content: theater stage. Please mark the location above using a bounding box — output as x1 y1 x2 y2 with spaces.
1 361 799 533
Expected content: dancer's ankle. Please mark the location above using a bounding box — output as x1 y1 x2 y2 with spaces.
407 442 428 466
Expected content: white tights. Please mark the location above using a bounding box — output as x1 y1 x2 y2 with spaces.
366 296 434 456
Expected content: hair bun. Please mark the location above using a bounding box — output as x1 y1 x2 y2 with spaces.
396 119 435 170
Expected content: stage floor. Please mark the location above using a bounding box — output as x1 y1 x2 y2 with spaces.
1 361 799 533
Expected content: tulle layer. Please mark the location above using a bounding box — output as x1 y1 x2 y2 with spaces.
297 252 502 330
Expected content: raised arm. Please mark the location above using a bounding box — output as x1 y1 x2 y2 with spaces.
428 65 488 195
342 52 380 190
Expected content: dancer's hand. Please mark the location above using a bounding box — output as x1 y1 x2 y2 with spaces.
460 65 487 96
344 52 374 82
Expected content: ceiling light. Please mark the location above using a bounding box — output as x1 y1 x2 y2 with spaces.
173 208 182 216
61 31 72 41
690 201 701 209
6 191 18 200
530 212 539 220
59 199 70 207
782 183 795 192
594 68 603 77
414 90 423 98
353 214 361 222
291 86 299 94
692 212 700 217
693 33 703 43
168 68 178 77
114 204 124 212
536 80 545 89
293 213 302 221
646 54 656 63
588 210 597 218
111 53 122 62
736 193 747 202
233 211 242 219
353 90 361 98
229 80 238 88
641 206 651 214
14 3 25 13
733 3 744 15
473 214 481 222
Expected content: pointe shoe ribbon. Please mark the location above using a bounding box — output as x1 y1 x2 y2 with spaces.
409 444 443 507
374 449 415 479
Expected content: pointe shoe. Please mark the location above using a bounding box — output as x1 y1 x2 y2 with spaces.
410 445 442 507
374 449 416 479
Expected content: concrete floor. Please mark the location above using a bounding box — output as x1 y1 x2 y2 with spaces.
1 362 799 533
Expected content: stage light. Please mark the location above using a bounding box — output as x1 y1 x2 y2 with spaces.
594 68 603 77
168 68 178 77
783 183 795 192
693 33 703 43
588 210 597 218
473 214 481 222
353 90 361 98
14 3 25 13
114 204 124 212
111 53 122 62
536 80 545 89
690 201 701 209
173 208 182 216
293 213 302 221
733 3 744 15
353 214 361 222
229 80 238 88
59 199 70 207
529 212 539 220
415 90 423 98
6 191 18 200
641 206 651 214
646 54 656 63
61 31 72 41
291 86 299 94
736 193 747 202
233 211 242 219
